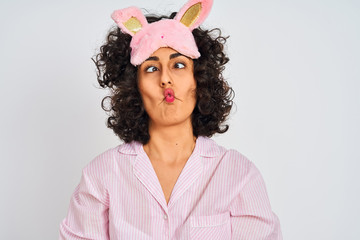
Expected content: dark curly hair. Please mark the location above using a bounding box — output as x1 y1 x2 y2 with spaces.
93 12 234 144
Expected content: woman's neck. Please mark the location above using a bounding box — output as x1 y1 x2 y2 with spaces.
143 120 196 165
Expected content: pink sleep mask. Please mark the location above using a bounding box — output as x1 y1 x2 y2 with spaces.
111 0 213 66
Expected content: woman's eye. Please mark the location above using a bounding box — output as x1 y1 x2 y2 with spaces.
145 66 158 73
174 62 185 69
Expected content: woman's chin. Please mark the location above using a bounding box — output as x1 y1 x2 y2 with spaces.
150 116 192 129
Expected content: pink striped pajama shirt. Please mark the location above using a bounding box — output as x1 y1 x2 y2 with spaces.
59 136 282 239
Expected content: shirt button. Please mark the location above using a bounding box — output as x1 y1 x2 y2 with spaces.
163 214 168 220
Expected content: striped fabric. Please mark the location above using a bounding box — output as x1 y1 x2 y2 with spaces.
59 136 282 239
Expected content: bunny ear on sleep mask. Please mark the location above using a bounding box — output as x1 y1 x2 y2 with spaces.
111 0 213 66
111 7 148 36
175 0 213 30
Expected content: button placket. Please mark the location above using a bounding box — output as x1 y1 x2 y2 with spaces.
163 211 170 240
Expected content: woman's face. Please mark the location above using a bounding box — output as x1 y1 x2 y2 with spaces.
137 47 197 128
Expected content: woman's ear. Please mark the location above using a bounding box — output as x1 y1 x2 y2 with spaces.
175 0 213 30
111 7 148 36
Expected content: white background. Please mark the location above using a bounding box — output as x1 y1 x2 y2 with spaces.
1 0 359 239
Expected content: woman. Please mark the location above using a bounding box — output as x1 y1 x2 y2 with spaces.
59 0 282 239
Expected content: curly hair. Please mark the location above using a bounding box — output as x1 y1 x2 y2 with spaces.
93 12 234 144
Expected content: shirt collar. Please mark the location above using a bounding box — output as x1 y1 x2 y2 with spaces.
117 140 139 155
117 136 222 158
195 136 222 157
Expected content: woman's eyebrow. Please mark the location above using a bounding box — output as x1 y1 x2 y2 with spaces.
169 53 187 59
145 56 159 61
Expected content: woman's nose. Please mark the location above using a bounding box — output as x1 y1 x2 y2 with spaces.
160 70 173 87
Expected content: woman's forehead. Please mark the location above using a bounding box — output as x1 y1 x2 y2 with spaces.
149 47 178 57
146 47 191 61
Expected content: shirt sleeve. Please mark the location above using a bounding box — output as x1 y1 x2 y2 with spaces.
59 167 110 240
230 161 283 239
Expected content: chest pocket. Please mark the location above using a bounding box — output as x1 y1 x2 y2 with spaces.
189 212 231 240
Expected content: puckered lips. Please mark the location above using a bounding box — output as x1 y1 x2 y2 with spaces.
164 88 175 103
